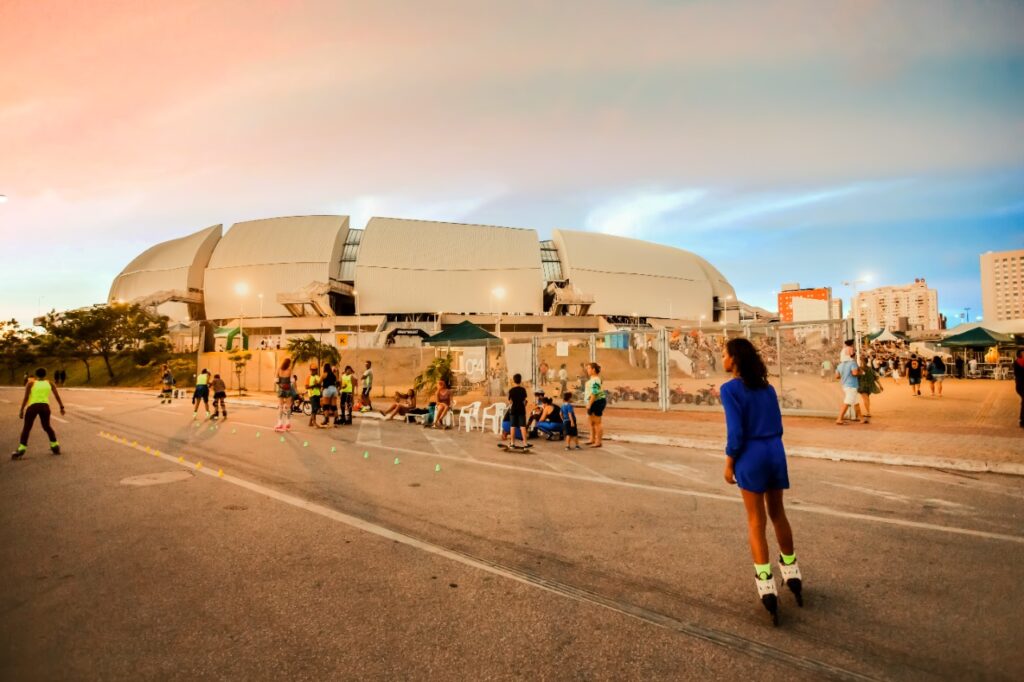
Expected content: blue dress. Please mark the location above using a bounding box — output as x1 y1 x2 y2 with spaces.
720 378 789 493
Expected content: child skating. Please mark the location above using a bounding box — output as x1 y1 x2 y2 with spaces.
12 368 65 459
210 373 228 419
720 338 803 625
159 364 175 404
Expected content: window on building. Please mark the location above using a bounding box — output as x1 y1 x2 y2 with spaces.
339 229 362 282
539 240 564 282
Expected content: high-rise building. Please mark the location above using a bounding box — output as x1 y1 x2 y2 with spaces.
777 284 841 323
980 249 1024 322
854 278 939 332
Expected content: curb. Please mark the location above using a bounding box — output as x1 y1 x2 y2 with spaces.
605 433 1024 477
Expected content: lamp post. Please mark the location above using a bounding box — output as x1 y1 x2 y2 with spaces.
353 289 359 350
699 314 706 331
491 287 506 337
842 276 871 362
234 282 249 351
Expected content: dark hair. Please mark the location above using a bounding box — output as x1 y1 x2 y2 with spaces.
513 373 522 383
563 391 572 401
1018 349 1024 358
543 397 553 405
844 339 854 347
280 358 291 371
588 362 601 374
365 360 372 367
214 374 220 379
344 366 353 373
35 367 46 378
725 338 769 390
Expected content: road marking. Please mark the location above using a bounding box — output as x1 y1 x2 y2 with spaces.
649 462 713 486
99 432 874 682
72 405 105 411
0 399 11 404
544 452 612 481
52 415 70 424
422 428 473 460
882 468 1024 501
356 419 382 447
352 440 1024 545
822 481 913 504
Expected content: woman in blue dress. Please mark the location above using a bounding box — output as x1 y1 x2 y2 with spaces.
720 338 803 625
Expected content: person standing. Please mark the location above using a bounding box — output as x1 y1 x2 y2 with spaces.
538 361 549 388
857 356 882 423
927 356 946 397
12 368 65 459
274 358 293 432
584 362 607 448
502 373 531 450
320 364 338 428
1014 349 1024 429
561 391 580 450
339 365 355 425
906 354 923 396
361 361 374 411
558 363 568 396
835 356 863 425
720 338 802 625
306 366 322 427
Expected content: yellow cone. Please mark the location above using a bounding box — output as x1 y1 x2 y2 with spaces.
196 461 203 470
218 469 224 478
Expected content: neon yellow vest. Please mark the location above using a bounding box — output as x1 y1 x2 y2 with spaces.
308 375 321 396
29 379 52 406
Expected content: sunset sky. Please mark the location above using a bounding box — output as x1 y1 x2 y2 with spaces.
2 0 1022 326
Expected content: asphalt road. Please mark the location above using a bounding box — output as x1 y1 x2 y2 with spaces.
2 387 1022 681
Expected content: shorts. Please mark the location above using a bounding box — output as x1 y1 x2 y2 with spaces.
277 388 291 399
931 375 945 383
323 385 339 398
361 387 371 398
310 395 321 413
194 385 209 400
508 413 526 428
213 391 227 400
563 423 578 437
587 398 607 417
842 387 859 405
733 438 790 493
908 377 921 386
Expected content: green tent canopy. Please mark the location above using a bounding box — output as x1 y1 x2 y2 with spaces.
425 320 501 346
939 327 1015 348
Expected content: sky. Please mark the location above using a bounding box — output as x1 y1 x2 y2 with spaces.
2 0 1023 327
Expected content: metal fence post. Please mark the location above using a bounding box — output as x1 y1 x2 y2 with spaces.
589 334 597 364
658 327 669 411
775 325 784 396
531 336 539 388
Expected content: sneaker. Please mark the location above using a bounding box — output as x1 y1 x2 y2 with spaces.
284 423 292 431
193 412 198 419
50 445 61 455
11 448 26 460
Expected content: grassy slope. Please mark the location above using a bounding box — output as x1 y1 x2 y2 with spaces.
1 354 197 389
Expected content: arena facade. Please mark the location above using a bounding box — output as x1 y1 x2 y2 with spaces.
109 215 737 350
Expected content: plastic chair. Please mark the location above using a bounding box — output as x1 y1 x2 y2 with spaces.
457 401 482 432
480 403 507 434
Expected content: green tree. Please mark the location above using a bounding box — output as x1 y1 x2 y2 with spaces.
227 351 252 396
0 319 37 382
39 309 96 383
414 353 454 395
286 336 340 368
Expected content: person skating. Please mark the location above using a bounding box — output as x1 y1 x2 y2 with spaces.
160 363 175 404
339 365 355 425
210 373 228 419
720 338 802 626
192 369 211 419
320 364 339 428
12 368 65 459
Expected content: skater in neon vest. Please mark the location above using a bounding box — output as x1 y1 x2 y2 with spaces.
12 367 65 459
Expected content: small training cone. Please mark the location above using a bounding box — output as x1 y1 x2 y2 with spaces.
196 461 203 469
363 452 369 459
217 469 224 478
256 432 261 438
231 428 236 434
303 441 309 447
435 464 441 472
330 446 336 453
280 436 286 443
394 457 400 465
177 456 184 462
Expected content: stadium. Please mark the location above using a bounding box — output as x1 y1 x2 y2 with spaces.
109 215 738 351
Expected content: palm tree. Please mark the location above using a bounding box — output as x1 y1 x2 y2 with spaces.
286 336 340 369
415 353 454 395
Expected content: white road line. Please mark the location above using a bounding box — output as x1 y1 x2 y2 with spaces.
422 428 473 460
52 415 70 424
546 452 613 481
356 419 382 447
648 462 713 486
821 481 913 504
71 405 105 411
95 432 873 681
882 468 1024 501
0 399 11 404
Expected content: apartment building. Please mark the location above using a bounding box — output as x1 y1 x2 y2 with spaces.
980 249 1024 322
854 278 940 332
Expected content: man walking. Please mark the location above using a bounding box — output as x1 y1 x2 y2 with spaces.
906 354 923 396
835 356 863 425
12 368 65 459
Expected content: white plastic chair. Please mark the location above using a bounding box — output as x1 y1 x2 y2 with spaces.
479 403 507 434
457 401 482 432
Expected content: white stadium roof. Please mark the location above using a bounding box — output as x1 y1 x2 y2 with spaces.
355 218 544 315
203 215 349 319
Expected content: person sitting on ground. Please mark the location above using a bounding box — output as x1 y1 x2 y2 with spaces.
381 388 416 421
526 389 545 436
427 378 453 429
535 396 564 440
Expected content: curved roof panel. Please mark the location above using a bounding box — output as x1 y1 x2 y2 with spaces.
552 229 734 320
108 224 222 321
204 216 349 319
354 218 544 314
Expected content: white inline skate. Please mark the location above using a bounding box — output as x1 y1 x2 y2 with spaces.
778 556 803 607
755 570 780 626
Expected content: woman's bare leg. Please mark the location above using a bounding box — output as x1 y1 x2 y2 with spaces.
765 488 794 556
740 489 770 564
